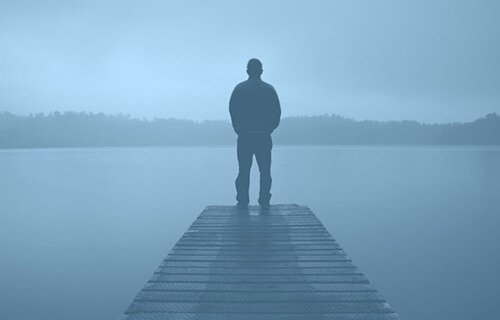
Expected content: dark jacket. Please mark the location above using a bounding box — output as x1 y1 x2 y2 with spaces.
229 78 281 135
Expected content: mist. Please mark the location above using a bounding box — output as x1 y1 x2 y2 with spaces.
1 0 499 122
1 2 500 320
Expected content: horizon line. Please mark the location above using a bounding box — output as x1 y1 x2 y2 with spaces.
1 109 498 126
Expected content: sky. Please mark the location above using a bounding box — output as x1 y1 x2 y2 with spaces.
1 0 499 123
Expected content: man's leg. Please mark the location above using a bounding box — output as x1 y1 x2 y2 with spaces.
255 135 272 207
235 135 253 206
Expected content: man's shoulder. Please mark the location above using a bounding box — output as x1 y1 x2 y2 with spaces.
233 80 250 93
235 79 276 91
260 80 276 91
232 80 249 92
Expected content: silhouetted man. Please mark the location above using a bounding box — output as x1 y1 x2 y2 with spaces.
229 58 281 209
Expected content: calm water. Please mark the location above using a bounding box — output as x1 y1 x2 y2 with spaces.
1 146 499 320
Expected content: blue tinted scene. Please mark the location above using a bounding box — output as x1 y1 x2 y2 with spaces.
1 1 499 320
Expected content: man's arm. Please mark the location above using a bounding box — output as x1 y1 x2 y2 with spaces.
229 87 241 135
270 87 281 133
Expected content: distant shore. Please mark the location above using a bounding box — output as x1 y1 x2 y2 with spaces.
1 111 499 148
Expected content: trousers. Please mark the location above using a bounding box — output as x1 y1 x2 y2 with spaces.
235 134 272 205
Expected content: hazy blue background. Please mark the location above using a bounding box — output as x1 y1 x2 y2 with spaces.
2 1 500 320
1 0 499 122
1 146 499 320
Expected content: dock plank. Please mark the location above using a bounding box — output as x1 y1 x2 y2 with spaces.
122 205 399 319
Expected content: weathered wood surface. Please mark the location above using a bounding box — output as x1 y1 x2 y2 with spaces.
122 205 400 320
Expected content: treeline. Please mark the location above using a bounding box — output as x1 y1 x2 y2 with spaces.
0 111 499 148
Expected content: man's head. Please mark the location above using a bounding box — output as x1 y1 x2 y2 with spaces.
247 58 263 78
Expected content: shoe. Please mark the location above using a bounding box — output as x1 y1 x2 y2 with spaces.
236 202 248 209
259 202 270 210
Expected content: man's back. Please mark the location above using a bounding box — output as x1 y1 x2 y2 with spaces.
229 78 281 134
229 58 281 209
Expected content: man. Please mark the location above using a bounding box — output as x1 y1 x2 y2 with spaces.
229 58 281 209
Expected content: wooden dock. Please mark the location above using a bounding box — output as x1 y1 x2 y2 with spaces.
122 204 400 319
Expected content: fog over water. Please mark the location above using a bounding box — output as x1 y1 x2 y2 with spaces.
1 0 499 122
1 1 500 319
1 146 499 320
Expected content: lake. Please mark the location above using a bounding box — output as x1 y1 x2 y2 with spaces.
1 145 499 320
